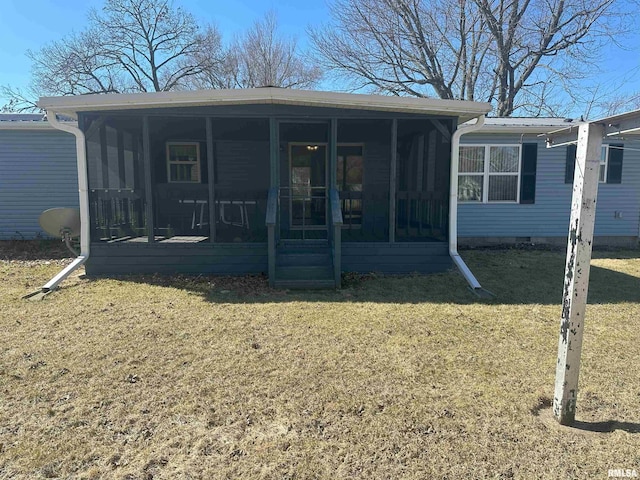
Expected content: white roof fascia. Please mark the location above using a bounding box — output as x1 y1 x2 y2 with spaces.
464 125 575 135
38 88 492 123
545 108 640 147
0 121 77 131
461 118 578 135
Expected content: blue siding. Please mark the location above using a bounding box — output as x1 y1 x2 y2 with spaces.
0 129 78 239
458 134 640 239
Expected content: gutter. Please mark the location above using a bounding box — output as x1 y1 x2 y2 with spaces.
449 115 494 298
25 111 90 299
39 88 492 121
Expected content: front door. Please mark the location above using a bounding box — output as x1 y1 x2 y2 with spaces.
287 143 327 238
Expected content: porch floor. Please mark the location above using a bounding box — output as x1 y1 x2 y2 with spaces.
107 235 210 244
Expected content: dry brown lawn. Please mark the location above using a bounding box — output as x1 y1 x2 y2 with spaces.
1 241 640 479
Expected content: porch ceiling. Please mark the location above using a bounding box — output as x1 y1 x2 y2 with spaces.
38 88 491 124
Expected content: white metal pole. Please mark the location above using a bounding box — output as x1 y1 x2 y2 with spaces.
553 122 604 425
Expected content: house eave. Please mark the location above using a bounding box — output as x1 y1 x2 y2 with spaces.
465 125 577 135
0 121 77 130
38 88 492 123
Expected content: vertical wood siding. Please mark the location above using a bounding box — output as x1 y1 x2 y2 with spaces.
0 130 78 239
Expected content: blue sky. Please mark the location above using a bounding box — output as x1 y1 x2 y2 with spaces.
1 0 639 116
0 0 328 91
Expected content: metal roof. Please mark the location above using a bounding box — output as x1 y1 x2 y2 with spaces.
0 113 76 130
545 107 640 147
38 87 492 123
0 113 46 122
462 116 578 134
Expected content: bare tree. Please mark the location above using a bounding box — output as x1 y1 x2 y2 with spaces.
2 4 321 111
0 87 40 113
311 0 627 116
212 12 321 89
2 0 224 111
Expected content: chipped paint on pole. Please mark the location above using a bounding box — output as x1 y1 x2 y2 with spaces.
553 122 604 425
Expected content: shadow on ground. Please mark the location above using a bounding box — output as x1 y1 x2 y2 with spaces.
71 249 640 306
572 420 640 434
0 240 73 261
537 408 640 434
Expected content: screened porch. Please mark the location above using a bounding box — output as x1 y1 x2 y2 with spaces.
81 111 454 246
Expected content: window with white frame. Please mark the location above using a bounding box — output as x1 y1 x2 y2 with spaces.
599 145 609 183
166 142 200 183
458 145 521 202
565 143 623 185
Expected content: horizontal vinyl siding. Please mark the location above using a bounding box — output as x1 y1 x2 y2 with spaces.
458 134 640 239
0 130 78 239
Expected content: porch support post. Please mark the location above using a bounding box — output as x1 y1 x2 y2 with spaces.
329 118 338 187
268 117 279 286
142 116 154 243
206 117 216 243
329 118 338 245
269 117 279 188
389 119 398 243
553 122 604 425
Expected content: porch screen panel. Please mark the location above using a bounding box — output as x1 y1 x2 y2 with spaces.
211 118 270 243
395 119 451 242
84 115 147 242
337 119 391 242
150 117 210 242
279 122 329 241
81 115 147 243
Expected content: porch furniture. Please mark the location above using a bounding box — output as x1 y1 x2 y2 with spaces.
179 199 257 230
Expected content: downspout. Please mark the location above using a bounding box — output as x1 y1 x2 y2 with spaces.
25 111 90 299
449 115 494 297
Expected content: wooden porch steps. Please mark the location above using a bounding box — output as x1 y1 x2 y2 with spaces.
273 242 336 289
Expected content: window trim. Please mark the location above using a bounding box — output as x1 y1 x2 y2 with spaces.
458 144 522 204
599 144 609 184
166 141 201 184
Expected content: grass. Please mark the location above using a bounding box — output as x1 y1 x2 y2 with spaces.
1 242 640 479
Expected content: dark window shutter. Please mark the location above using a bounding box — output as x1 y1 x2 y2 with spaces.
519 143 537 204
565 144 576 184
607 143 623 184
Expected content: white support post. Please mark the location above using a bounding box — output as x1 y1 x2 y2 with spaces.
553 122 604 425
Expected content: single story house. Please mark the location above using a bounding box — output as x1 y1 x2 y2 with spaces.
0 114 78 239
457 117 640 247
38 88 493 288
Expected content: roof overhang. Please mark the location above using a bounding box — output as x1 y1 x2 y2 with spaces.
38 88 492 124
461 118 578 135
0 121 55 130
545 108 640 147
0 114 77 131
0 121 77 131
